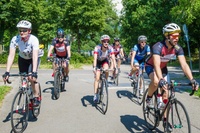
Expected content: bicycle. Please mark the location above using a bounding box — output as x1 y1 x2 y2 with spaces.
143 80 195 132
4 73 42 133
130 63 145 105
50 57 69 100
96 68 112 114
111 57 123 86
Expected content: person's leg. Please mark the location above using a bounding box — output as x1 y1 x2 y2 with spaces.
129 59 139 78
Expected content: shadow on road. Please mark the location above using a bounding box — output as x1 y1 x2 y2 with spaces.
116 90 133 101
120 115 163 133
81 95 94 107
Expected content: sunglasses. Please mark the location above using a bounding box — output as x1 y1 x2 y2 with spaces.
170 34 180 39
102 40 109 43
19 29 28 33
57 35 64 38
140 41 146 44
115 40 119 42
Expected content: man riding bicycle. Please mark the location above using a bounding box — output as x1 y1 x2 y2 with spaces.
93 35 117 103
145 23 199 131
128 35 151 95
3 20 40 106
47 28 71 85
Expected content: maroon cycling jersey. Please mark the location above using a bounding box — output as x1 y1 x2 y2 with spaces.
146 40 184 69
112 44 122 56
51 38 70 57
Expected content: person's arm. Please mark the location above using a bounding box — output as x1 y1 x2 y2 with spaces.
6 48 16 72
32 49 38 72
93 54 97 68
131 51 136 68
152 54 163 80
67 45 71 58
111 53 117 69
178 55 193 80
120 48 124 58
47 45 54 57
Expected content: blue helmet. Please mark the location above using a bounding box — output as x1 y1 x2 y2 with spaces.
57 28 65 38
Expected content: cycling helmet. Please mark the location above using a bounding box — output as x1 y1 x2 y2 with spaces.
163 23 181 36
100 35 110 41
57 28 65 37
16 20 32 29
114 37 120 41
138 35 147 41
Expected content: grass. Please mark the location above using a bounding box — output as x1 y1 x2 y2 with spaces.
0 85 12 107
186 87 200 98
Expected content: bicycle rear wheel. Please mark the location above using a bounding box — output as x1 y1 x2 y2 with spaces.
166 99 191 133
54 71 61 99
142 89 158 130
99 79 108 114
11 90 29 133
32 83 42 118
136 75 145 105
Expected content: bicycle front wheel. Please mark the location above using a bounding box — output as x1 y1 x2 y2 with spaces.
54 71 61 99
32 83 42 118
11 90 29 133
99 79 108 114
142 89 158 130
167 99 191 133
136 75 145 105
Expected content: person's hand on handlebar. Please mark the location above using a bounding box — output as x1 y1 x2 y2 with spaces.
158 79 168 91
190 79 199 91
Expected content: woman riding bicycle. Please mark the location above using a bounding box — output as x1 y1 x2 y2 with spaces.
92 35 117 103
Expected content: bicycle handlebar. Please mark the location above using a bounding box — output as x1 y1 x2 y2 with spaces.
168 81 196 96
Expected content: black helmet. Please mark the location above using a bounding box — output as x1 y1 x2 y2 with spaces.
114 37 120 41
57 28 65 38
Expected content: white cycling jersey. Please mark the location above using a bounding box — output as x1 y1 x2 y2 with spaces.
10 34 39 59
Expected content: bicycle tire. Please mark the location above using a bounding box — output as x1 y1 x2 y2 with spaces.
11 90 29 133
142 89 158 130
99 79 108 114
32 83 42 118
54 71 61 99
136 75 145 105
114 73 119 86
166 99 191 133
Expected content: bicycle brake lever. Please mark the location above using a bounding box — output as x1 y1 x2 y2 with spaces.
189 90 195 96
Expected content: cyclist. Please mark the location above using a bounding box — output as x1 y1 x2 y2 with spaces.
38 44 44 66
128 35 151 95
109 37 125 80
93 35 117 103
47 28 71 85
145 23 199 131
2 20 41 106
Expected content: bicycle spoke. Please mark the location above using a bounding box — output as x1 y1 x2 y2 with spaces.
167 100 191 133
11 91 29 133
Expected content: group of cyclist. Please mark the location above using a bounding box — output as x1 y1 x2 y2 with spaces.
92 23 199 131
2 20 199 132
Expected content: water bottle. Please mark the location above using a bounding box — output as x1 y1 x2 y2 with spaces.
157 94 163 109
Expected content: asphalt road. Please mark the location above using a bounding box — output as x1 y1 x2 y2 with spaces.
0 65 200 133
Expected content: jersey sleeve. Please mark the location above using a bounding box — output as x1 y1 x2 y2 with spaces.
10 36 19 49
152 42 162 55
93 45 99 54
51 38 56 46
146 45 151 53
132 44 138 52
32 36 39 50
175 44 184 56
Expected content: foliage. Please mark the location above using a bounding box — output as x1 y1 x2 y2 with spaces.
0 85 12 105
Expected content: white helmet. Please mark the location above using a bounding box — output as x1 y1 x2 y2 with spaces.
138 35 147 41
16 20 32 29
163 23 181 36
100 35 110 41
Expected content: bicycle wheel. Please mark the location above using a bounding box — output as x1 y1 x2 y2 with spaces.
143 89 158 130
32 83 42 118
11 90 29 133
114 73 119 86
166 99 191 133
99 79 108 114
136 75 145 105
54 71 61 99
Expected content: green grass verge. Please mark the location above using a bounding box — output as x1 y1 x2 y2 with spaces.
0 85 12 107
